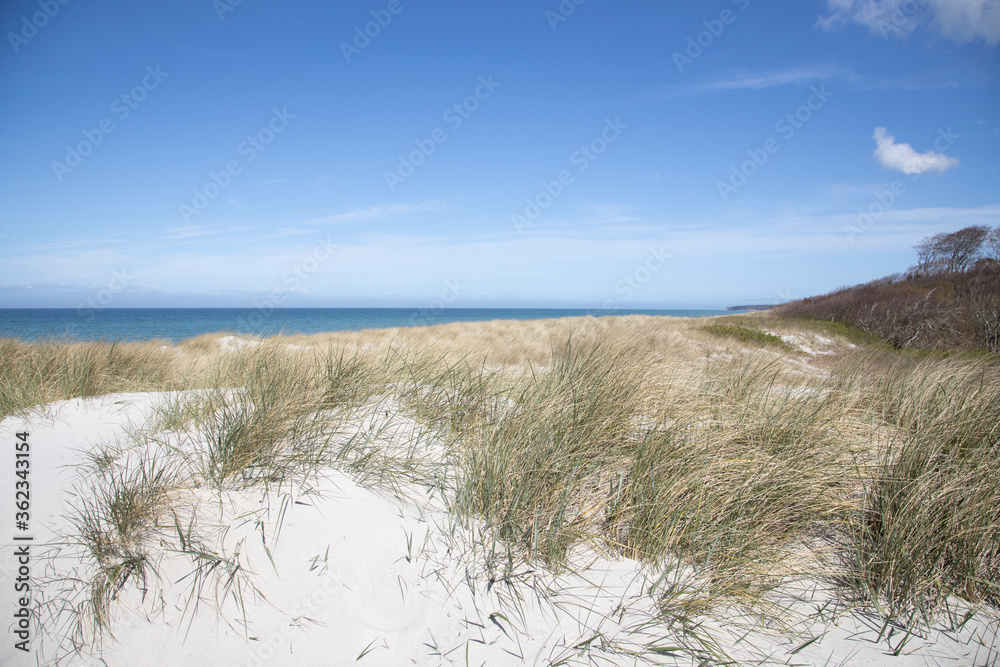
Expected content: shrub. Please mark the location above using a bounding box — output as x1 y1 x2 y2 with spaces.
776 263 1000 352
701 324 793 350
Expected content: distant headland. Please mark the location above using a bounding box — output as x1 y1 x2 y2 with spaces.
725 305 774 312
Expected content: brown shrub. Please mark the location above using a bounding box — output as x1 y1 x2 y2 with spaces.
776 263 1000 352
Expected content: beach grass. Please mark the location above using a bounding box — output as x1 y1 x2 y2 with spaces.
452 336 651 568
68 443 178 637
834 353 1000 616
0 338 177 418
8 314 999 662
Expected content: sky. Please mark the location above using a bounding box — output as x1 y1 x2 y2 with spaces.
0 0 998 310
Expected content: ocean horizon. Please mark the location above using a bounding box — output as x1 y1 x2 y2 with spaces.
0 307 732 343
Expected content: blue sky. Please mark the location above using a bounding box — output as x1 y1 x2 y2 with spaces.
1 0 998 310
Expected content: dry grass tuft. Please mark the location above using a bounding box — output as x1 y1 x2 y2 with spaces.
834 353 1000 616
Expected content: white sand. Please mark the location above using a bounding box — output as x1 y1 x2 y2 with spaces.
2 393 997 666
216 335 262 352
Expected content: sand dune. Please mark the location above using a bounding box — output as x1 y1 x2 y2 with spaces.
2 316 998 665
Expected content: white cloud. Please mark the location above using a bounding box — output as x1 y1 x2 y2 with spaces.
872 127 959 175
817 0 922 36
818 0 1000 46
931 0 1000 43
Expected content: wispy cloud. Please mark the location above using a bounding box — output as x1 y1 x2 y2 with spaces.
652 64 855 98
264 227 312 239
304 199 451 226
660 67 989 97
873 127 959 175
576 202 644 225
853 72 991 91
695 65 856 91
161 224 250 240
23 238 124 252
5 204 999 306
0 281 161 293
516 203 645 232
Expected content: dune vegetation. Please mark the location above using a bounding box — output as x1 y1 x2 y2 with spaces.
3 314 998 664
777 225 1000 353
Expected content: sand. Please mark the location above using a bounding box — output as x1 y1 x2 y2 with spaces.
2 387 997 666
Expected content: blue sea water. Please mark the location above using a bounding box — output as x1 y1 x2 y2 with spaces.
0 308 730 343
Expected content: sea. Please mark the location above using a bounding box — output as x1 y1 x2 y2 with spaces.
0 308 730 343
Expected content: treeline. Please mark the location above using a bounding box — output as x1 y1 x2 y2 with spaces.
777 225 1000 352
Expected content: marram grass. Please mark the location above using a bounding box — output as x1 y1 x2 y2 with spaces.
0 338 177 418
12 315 999 660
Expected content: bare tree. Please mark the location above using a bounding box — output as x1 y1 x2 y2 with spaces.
944 226 991 271
914 232 948 273
984 226 1000 261
912 225 991 274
